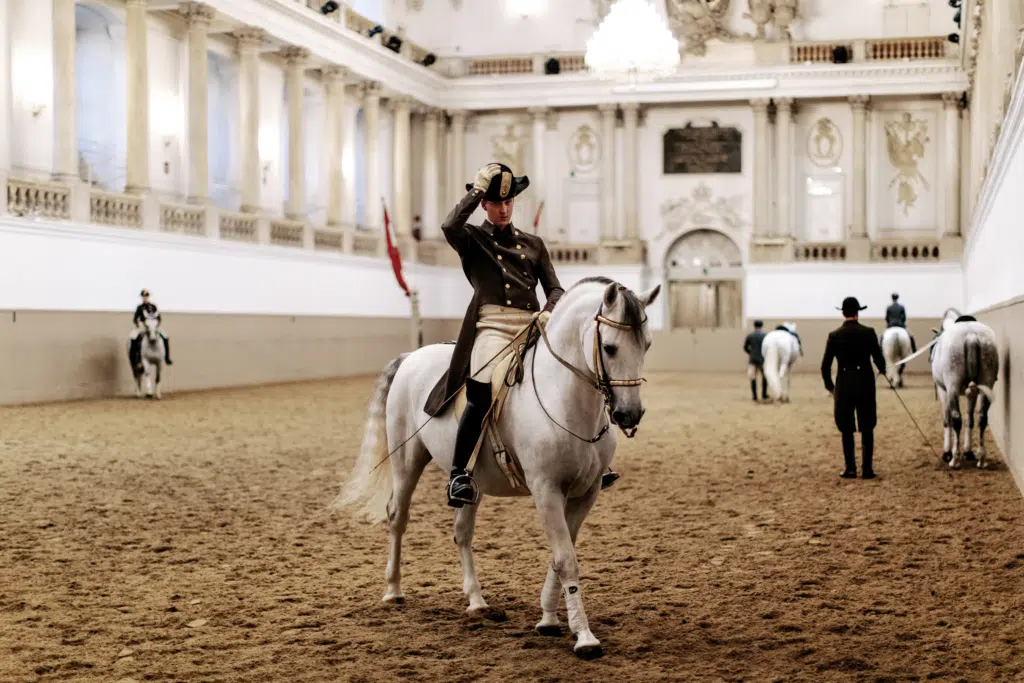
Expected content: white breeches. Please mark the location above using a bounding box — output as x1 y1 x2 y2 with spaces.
747 363 765 381
470 304 534 383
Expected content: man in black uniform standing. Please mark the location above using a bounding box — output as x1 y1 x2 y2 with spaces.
821 297 887 479
743 320 768 401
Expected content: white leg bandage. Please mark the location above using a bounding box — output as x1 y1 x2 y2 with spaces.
563 582 589 634
541 568 560 613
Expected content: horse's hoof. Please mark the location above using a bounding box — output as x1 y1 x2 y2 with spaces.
964 451 976 462
466 605 492 618
535 622 563 637
942 451 952 463
382 593 405 605
574 636 604 659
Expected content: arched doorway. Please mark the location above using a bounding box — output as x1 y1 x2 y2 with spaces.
665 229 744 329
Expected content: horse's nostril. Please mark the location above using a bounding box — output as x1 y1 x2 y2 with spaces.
612 409 629 425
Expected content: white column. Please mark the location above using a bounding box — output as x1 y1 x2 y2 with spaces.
941 92 962 237
324 65 347 227
598 103 616 241
0 0 11 176
849 95 869 239
392 96 411 235
362 81 381 229
183 2 215 203
449 109 465 206
422 108 440 237
774 97 794 239
236 28 265 213
124 0 149 193
751 98 770 237
621 103 639 240
528 106 547 236
52 0 77 180
281 46 309 220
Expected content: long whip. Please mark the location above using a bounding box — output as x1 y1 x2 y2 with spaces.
880 373 949 471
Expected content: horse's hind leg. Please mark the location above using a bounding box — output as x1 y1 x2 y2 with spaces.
536 484 600 638
779 363 791 402
937 385 953 463
383 439 430 604
947 391 964 469
454 502 489 616
963 391 978 463
977 394 992 468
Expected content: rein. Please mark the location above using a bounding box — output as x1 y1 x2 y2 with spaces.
533 304 647 441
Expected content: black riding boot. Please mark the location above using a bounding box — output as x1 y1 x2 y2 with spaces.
129 338 141 370
861 429 876 479
162 335 173 365
910 335 917 353
840 431 857 478
750 379 758 401
761 377 768 400
447 379 491 508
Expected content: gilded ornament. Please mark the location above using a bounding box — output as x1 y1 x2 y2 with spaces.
806 117 842 167
568 124 600 173
883 112 930 216
491 124 524 174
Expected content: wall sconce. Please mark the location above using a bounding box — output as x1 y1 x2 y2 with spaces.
162 136 175 175
31 104 45 118
261 161 271 185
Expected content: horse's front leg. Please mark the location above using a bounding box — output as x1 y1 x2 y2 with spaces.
154 362 163 400
533 485 601 658
536 483 600 637
454 501 489 616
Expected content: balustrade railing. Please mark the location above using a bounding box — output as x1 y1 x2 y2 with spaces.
7 179 72 219
161 204 205 236
871 242 941 261
90 191 142 229
219 212 259 243
269 219 305 247
794 242 847 261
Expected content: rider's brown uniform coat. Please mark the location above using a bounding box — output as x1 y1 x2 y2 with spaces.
423 188 564 417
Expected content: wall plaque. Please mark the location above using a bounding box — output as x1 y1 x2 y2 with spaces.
663 123 742 174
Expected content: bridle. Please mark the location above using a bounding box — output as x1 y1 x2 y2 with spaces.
532 302 647 441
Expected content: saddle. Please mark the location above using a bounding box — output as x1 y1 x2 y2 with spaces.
453 319 541 492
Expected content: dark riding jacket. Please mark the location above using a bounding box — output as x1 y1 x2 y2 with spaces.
743 329 766 365
423 188 564 417
821 320 887 432
885 302 907 328
134 302 161 325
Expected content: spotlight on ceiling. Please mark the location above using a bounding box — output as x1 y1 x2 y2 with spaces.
420 53 436 67
953 7 961 26
947 32 960 43
320 1 339 14
947 0 960 7
367 25 383 38
385 35 403 53
544 57 560 75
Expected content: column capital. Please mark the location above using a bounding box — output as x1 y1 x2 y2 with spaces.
620 102 640 112
279 46 311 65
421 107 441 122
234 27 267 50
545 109 559 131
360 80 382 99
941 91 961 108
774 97 794 109
528 106 549 119
180 2 216 26
125 0 148 7
848 94 870 110
598 103 617 114
321 65 348 82
750 98 771 112
446 108 466 122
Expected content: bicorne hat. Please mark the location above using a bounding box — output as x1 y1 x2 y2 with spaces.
466 163 530 202
838 296 867 317
140 289 150 297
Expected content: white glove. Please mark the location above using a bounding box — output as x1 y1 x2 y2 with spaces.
534 310 551 326
472 163 502 193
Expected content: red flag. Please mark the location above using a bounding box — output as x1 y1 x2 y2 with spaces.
382 199 410 297
533 200 545 230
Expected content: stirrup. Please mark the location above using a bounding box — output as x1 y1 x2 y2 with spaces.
447 472 479 508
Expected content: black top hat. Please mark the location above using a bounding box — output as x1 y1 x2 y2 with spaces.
140 289 150 297
838 296 867 316
466 163 530 202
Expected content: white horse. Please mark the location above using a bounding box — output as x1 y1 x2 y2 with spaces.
761 323 802 403
131 315 166 399
333 278 659 658
930 307 999 469
881 326 913 388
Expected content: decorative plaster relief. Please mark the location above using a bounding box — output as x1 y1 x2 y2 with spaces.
568 124 600 173
807 117 842 167
491 124 524 173
657 183 747 243
883 112 930 215
666 0 736 56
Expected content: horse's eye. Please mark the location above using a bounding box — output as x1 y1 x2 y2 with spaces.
603 344 617 357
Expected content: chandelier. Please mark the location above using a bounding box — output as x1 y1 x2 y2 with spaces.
584 0 681 83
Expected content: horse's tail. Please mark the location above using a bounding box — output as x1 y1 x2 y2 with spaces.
762 339 783 400
330 353 408 523
963 333 995 402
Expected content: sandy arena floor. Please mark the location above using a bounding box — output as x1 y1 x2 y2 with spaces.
2 372 1023 682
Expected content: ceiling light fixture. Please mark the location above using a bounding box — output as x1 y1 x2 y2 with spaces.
584 0 680 84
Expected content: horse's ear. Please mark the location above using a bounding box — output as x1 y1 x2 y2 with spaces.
603 283 618 308
639 284 661 308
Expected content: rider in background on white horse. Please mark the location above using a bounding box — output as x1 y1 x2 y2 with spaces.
424 162 618 507
885 292 916 352
129 289 172 370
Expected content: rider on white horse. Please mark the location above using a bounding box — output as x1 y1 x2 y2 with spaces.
425 163 620 507
884 292 916 352
129 289 172 369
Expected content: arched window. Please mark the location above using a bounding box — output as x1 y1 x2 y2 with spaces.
75 3 126 191
208 51 239 210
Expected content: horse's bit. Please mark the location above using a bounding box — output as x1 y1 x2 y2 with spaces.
533 302 647 440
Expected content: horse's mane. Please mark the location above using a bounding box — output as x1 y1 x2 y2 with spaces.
566 277 647 342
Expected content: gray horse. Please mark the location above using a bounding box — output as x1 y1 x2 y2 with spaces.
131 315 166 399
930 307 999 468
333 278 659 658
